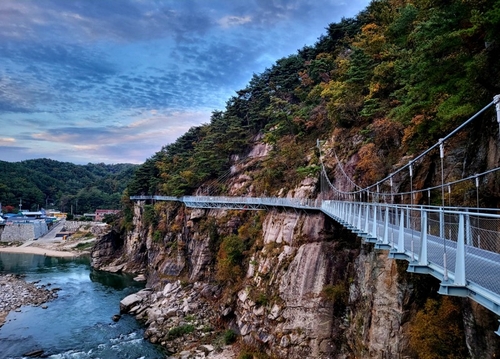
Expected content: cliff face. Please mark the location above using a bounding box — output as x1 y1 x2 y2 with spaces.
92 134 500 358
92 205 499 357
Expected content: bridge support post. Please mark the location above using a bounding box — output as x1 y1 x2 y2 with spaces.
438 214 468 297
408 210 431 274
389 208 409 259
364 204 370 235
376 205 391 250
365 204 378 243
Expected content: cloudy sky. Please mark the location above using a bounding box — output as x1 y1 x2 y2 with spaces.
0 0 370 164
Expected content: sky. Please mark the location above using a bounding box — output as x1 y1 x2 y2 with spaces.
0 0 370 165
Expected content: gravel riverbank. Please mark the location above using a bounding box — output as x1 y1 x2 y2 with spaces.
0 274 60 327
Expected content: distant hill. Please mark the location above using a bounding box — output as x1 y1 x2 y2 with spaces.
0 159 138 214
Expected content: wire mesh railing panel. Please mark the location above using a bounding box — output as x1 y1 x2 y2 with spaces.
465 246 500 295
467 216 500 254
443 213 459 242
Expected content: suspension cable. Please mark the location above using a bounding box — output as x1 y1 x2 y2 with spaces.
318 97 497 200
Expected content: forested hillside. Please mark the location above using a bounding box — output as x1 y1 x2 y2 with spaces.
0 159 137 213
128 0 500 202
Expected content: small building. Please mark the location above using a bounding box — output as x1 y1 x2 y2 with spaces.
47 211 67 220
95 209 120 222
83 213 96 220
20 211 43 219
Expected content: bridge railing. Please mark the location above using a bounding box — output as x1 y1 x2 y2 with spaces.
130 195 321 209
183 196 320 208
322 200 500 316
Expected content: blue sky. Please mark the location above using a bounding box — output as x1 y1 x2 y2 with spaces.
0 0 370 164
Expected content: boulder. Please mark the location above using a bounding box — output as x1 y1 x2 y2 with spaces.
120 293 142 312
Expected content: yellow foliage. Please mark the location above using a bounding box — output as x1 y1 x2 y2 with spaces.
409 297 467 359
353 23 387 59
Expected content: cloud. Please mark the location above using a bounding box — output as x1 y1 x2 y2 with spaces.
0 0 371 164
8 109 211 163
218 15 252 28
0 137 16 145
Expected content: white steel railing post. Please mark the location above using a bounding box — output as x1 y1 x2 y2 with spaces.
383 204 389 246
372 203 378 240
439 207 445 238
346 202 350 224
495 94 500 134
365 204 371 234
349 202 354 225
357 204 363 231
418 209 428 265
454 214 466 286
466 212 472 246
441 207 448 281
398 208 405 252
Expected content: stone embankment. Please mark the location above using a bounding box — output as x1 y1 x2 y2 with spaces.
0 274 60 327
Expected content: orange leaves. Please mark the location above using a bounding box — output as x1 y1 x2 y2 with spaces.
370 117 403 149
356 143 385 186
409 297 468 359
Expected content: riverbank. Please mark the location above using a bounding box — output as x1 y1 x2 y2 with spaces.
0 219 102 258
0 274 59 327
0 245 79 258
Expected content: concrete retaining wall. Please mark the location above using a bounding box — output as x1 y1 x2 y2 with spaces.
0 221 48 242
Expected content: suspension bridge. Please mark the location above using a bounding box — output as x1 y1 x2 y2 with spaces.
131 95 500 334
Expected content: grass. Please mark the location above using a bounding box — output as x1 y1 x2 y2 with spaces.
167 324 195 339
74 241 94 251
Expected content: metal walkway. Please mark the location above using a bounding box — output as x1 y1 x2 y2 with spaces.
131 195 500 334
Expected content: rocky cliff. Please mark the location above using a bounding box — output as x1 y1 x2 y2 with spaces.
91 123 500 358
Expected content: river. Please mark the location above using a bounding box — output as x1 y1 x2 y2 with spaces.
0 253 165 359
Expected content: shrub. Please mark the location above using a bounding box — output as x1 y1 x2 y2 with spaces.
143 204 157 227
153 230 163 243
216 235 245 283
254 292 269 307
223 329 237 345
321 283 346 303
167 324 195 339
